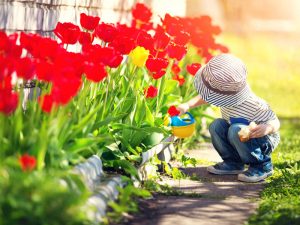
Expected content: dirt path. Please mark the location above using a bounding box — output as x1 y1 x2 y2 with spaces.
121 143 264 225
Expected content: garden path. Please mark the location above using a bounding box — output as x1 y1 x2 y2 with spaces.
122 143 265 225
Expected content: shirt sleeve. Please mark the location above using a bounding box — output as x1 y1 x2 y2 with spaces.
253 99 277 124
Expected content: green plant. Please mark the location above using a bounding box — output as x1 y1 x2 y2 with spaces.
107 179 151 223
0 166 93 225
143 180 203 198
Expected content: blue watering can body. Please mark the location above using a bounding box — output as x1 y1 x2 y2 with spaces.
164 112 196 138
170 112 195 127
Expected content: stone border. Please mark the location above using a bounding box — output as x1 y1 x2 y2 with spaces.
73 136 175 221
74 155 125 222
138 136 175 181
140 136 175 165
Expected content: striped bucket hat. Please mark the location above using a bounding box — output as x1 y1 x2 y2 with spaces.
194 54 251 107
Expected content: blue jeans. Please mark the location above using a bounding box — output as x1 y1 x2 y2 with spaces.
209 118 277 170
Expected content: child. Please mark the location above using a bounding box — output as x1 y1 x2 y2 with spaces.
177 54 280 183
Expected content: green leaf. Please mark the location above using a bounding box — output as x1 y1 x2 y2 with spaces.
71 104 101 134
93 113 127 129
116 135 139 155
113 160 138 178
145 101 154 126
102 150 124 160
164 79 179 95
115 96 135 115
134 96 146 126
110 123 165 134
66 136 108 153
129 131 147 148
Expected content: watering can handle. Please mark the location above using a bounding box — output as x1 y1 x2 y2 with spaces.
183 112 195 125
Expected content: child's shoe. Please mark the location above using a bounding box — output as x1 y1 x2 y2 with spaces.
207 162 245 175
238 167 273 183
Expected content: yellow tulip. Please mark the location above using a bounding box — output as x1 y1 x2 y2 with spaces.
129 46 149 67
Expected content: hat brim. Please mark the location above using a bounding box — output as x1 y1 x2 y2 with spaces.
193 68 251 107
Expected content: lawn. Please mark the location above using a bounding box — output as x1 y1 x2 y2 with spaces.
219 33 300 225
221 33 300 118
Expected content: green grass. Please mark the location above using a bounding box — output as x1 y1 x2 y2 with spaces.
220 33 300 118
216 33 300 224
247 119 300 225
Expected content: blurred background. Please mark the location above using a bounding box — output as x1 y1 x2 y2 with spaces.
187 0 300 119
1 0 299 118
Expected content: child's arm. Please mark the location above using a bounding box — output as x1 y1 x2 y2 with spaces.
177 95 208 115
249 118 280 138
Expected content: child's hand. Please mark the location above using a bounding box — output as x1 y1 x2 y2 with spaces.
249 124 273 138
177 103 190 115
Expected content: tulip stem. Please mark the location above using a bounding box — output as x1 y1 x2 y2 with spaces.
101 75 110 120
0 114 5 158
155 59 174 116
184 76 193 101
116 65 137 111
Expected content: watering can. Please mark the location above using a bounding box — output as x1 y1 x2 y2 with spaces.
164 112 195 138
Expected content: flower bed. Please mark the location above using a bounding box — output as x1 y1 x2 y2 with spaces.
0 3 227 223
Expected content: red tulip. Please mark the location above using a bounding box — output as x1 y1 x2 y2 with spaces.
168 105 180 117
146 56 169 73
84 62 107 83
173 74 185 86
39 94 55 113
132 3 152 23
84 45 123 68
79 31 94 45
35 60 54 82
144 85 158 98
163 14 184 38
19 154 36 171
15 57 35 80
167 43 187 61
154 49 167 59
94 23 118 43
153 26 170 51
151 70 166 80
162 14 180 33
51 67 82 105
0 31 9 54
80 13 100 31
54 51 85 78
0 56 14 81
109 36 135 55
0 76 19 115
213 43 229 53
132 19 153 31
39 38 65 61
173 31 190 46
202 49 213 63
54 22 80 44
99 46 123 68
22 34 64 62
186 63 201 76
20 32 36 53
0 31 22 58
171 64 181 75
0 90 19 115
136 31 154 51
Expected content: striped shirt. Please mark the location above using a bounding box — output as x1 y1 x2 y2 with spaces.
220 92 280 148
